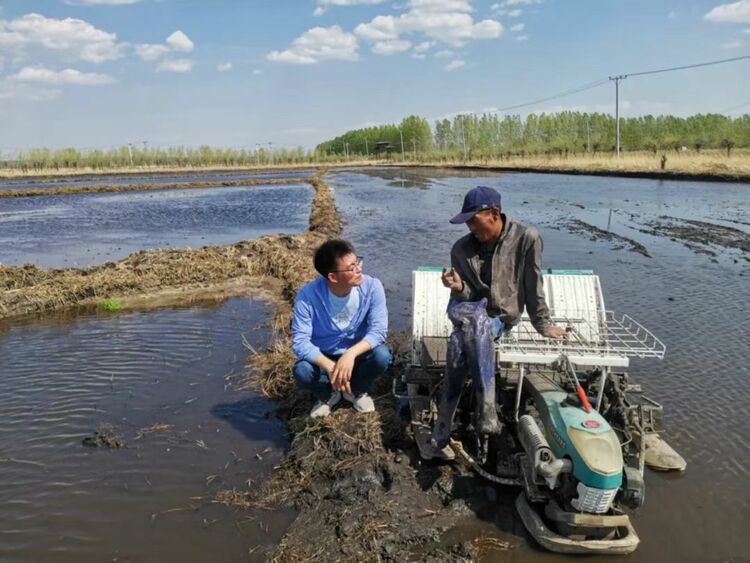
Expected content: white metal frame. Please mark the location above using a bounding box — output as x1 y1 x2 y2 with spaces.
410 269 665 370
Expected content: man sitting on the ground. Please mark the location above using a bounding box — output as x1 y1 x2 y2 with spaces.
432 186 565 448
291 239 391 418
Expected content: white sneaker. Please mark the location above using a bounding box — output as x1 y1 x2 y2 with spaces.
310 391 342 419
342 392 375 414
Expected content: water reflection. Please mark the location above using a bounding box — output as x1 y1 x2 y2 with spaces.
0 183 313 268
0 298 291 563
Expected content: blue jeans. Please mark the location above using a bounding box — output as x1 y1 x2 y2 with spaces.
293 344 392 401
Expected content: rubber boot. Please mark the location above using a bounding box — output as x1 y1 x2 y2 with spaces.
431 327 467 450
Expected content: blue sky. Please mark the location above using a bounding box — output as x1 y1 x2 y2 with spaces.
0 0 748 152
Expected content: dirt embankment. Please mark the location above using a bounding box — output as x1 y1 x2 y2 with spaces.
0 173 335 320
0 177 311 199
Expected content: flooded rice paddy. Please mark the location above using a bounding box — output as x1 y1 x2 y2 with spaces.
0 167 748 561
329 167 750 562
0 298 292 562
0 182 312 268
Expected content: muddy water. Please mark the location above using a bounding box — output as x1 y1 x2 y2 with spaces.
0 298 292 562
329 167 750 562
0 183 312 268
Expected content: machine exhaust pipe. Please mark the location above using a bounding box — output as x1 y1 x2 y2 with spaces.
518 415 572 487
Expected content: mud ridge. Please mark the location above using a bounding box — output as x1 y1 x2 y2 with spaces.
636 216 750 257
0 173 335 320
0 177 311 199
562 219 651 257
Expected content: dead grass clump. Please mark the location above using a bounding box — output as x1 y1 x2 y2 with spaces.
469 535 513 558
250 409 387 508
308 172 342 237
245 336 297 400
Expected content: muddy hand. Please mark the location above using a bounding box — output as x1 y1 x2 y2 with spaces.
441 268 463 292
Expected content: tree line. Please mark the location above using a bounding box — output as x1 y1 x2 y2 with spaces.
2 111 747 171
316 112 749 158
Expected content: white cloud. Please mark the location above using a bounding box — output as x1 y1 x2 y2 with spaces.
434 48 454 57
136 30 195 73
217 62 232 72
668 10 676 19
252 68 263 75
722 38 744 47
166 30 193 53
314 0 387 16
744 27 750 32
372 38 412 54
503 0 542 5
355 0 503 49
412 52 426 59
510 22 524 31
507 8 522 17
0 13 126 63
444 58 464 70
134 43 169 61
156 58 193 73
9 66 116 85
267 25 359 64
704 0 750 23
516 34 528 41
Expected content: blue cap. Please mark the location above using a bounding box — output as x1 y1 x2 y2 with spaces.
450 186 502 224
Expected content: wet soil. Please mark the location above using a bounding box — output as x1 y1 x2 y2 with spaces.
635 216 750 259
560 219 651 257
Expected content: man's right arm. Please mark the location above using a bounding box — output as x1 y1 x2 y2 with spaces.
291 294 328 365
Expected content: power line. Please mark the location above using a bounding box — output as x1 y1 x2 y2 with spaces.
488 78 610 113
619 54 750 79
718 100 750 114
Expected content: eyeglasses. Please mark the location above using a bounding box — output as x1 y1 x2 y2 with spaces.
331 256 364 274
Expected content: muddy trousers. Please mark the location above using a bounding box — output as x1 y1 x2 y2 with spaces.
293 344 392 401
431 299 502 449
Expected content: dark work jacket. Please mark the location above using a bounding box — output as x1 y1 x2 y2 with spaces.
450 214 552 334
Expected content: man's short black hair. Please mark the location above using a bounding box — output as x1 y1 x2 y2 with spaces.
314 239 356 277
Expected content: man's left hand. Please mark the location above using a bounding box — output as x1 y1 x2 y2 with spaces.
542 325 566 339
331 351 355 393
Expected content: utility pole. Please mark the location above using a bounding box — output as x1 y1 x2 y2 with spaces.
609 75 627 158
586 118 591 153
411 138 417 161
256 143 261 165
268 142 273 165
399 127 405 162
364 138 369 158
344 142 349 160
127 143 134 167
